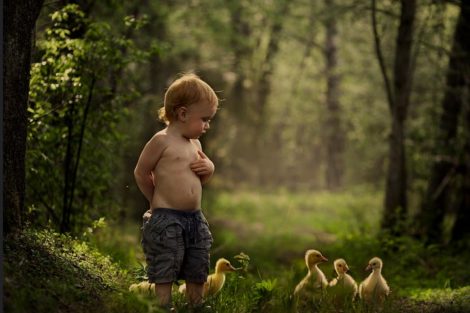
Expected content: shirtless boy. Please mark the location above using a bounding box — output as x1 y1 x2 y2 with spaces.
134 73 218 310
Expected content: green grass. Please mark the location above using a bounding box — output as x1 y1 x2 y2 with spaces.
205 187 382 239
5 189 470 312
4 229 149 313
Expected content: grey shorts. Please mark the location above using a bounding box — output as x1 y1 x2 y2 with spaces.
141 208 213 284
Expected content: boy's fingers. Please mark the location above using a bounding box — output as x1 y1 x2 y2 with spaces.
197 150 207 159
191 165 209 172
190 160 210 167
190 162 204 168
190 160 202 166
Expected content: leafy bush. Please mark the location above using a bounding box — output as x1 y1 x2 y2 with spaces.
27 4 149 234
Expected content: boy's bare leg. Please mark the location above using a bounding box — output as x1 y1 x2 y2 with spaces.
155 283 172 308
186 282 204 306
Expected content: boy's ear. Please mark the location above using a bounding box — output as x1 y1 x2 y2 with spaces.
176 106 188 122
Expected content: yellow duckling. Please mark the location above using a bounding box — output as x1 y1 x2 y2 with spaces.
129 281 155 295
294 249 328 297
328 258 358 302
178 258 236 297
359 257 390 304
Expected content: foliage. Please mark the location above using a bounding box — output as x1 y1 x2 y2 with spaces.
86 219 143 270
3 228 147 313
6 190 470 313
27 4 150 233
409 286 470 312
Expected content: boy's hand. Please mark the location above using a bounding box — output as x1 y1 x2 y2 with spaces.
190 150 215 177
143 209 152 222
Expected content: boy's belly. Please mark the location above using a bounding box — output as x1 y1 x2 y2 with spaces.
151 170 202 210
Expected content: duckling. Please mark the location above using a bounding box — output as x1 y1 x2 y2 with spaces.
129 281 155 295
178 258 236 297
359 257 390 304
329 258 358 302
294 249 328 297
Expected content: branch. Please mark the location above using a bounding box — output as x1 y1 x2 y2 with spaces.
30 187 61 225
67 75 96 218
291 0 323 98
371 0 394 111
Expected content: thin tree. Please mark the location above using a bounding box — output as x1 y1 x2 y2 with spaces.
372 0 417 233
4 0 44 234
323 0 345 191
256 0 290 185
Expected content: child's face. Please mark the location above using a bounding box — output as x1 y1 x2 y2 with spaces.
182 101 217 139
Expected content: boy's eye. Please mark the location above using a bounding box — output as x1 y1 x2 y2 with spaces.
202 118 211 122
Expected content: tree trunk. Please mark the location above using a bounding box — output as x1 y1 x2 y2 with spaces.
256 0 290 185
423 2 470 243
452 105 470 242
324 0 344 191
374 0 416 232
226 1 254 184
4 0 44 234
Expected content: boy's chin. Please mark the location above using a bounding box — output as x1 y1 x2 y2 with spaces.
184 133 202 139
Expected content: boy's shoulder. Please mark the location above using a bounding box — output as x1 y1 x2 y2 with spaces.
148 130 171 147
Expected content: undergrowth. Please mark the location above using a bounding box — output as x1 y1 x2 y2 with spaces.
3 229 148 313
4 188 470 313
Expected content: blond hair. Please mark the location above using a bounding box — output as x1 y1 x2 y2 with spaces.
158 73 218 125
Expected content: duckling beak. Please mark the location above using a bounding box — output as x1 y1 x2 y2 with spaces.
228 264 237 272
321 256 328 262
365 264 372 271
344 264 350 272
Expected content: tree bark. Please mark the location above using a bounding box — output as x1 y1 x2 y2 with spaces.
421 2 470 243
324 0 345 191
226 1 254 184
452 104 470 242
4 0 44 234
256 0 290 185
373 0 416 233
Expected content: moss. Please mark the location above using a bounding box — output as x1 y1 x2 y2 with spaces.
4 229 147 313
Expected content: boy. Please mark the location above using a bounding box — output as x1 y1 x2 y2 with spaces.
134 73 218 310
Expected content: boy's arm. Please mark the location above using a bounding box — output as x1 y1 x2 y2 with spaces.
190 140 215 185
134 134 166 204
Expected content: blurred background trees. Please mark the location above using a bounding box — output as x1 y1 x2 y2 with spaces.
5 0 469 246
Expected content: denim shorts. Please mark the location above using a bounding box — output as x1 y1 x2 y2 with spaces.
141 208 213 284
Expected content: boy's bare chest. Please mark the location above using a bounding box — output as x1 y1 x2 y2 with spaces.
162 142 198 164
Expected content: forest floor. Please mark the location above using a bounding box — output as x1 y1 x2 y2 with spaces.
4 189 470 312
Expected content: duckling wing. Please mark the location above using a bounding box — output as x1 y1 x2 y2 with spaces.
319 271 329 289
203 276 211 297
329 277 339 287
129 283 138 292
345 274 358 295
377 275 390 297
204 273 225 297
129 281 155 295
178 283 187 294
358 276 370 300
294 275 310 296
